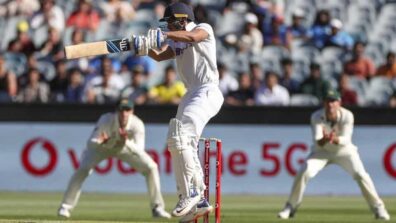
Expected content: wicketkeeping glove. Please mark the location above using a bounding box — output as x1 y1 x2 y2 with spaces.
132 35 149 56
147 28 166 49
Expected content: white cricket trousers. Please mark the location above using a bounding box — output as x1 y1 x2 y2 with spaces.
60 146 165 210
287 147 385 212
171 83 224 197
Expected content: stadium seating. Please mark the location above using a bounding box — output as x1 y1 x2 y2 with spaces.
0 0 395 106
365 76 394 106
290 94 320 106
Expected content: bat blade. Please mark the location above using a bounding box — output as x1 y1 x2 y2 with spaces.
65 38 132 59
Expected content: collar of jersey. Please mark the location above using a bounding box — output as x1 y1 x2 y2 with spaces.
186 22 197 31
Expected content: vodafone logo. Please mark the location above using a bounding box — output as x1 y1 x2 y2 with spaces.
18 137 396 180
384 143 396 179
21 137 58 177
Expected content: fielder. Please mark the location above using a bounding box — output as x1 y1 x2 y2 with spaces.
58 98 171 219
278 90 390 221
133 2 224 222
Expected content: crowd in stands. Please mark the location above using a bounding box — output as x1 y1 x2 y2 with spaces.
0 0 395 107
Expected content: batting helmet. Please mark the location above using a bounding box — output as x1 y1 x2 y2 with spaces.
159 2 195 22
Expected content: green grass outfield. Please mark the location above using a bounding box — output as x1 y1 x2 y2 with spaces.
0 192 395 223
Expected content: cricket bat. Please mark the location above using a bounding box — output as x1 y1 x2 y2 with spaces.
64 37 132 59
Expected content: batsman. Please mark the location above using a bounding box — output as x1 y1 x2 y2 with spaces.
133 2 224 222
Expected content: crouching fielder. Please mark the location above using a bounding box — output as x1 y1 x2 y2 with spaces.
133 2 224 222
58 98 171 219
278 90 390 221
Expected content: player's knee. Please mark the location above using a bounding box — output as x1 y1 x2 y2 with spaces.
352 171 368 181
75 166 92 177
141 160 158 175
301 164 316 180
148 160 158 172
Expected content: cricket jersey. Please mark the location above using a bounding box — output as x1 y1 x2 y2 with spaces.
311 107 356 151
167 22 219 90
88 112 145 152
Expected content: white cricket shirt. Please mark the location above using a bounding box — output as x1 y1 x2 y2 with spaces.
168 22 219 90
88 112 145 152
311 107 356 151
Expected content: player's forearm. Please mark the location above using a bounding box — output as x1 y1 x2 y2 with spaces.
148 45 174 61
88 139 108 149
148 49 164 61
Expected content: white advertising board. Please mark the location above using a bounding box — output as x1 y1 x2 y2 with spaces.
0 123 395 195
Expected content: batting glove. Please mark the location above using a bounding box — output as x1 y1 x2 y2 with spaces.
132 35 149 56
147 28 166 49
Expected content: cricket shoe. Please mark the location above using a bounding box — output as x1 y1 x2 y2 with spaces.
57 207 71 218
277 203 295 219
179 198 213 223
152 205 172 219
375 205 390 221
172 191 200 217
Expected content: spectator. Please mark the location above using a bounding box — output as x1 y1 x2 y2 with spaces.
0 54 18 102
226 72 255 106
26 53 38 70
30 0 65 32
238 12 263 55
193 4 210 25
71 28 86 45
17 68 49 103
279 58 300 94
338 74 358 106
85 57 125 92
123 54 156 78
389 92 396 108
307 9 331 49
8 21 36 55
0 0 39 17
100 0 135 23
300 63 331 101
224 0 253 14
262 16 289 49
324 19 354 51
49 60 69 102
85 63 121 104
148 65 186 105
65 69 84 103
376 52 396 79
38 27 64 62
121 65 148 105
66 0 100 32
255 71 290 106
252 0 285 21
344 42 376 79
87 56 122 80
18 53 39 87
286 8 307 42
250 62 264 90
153 1 166 21
218 62 239 96
7 39 23 53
